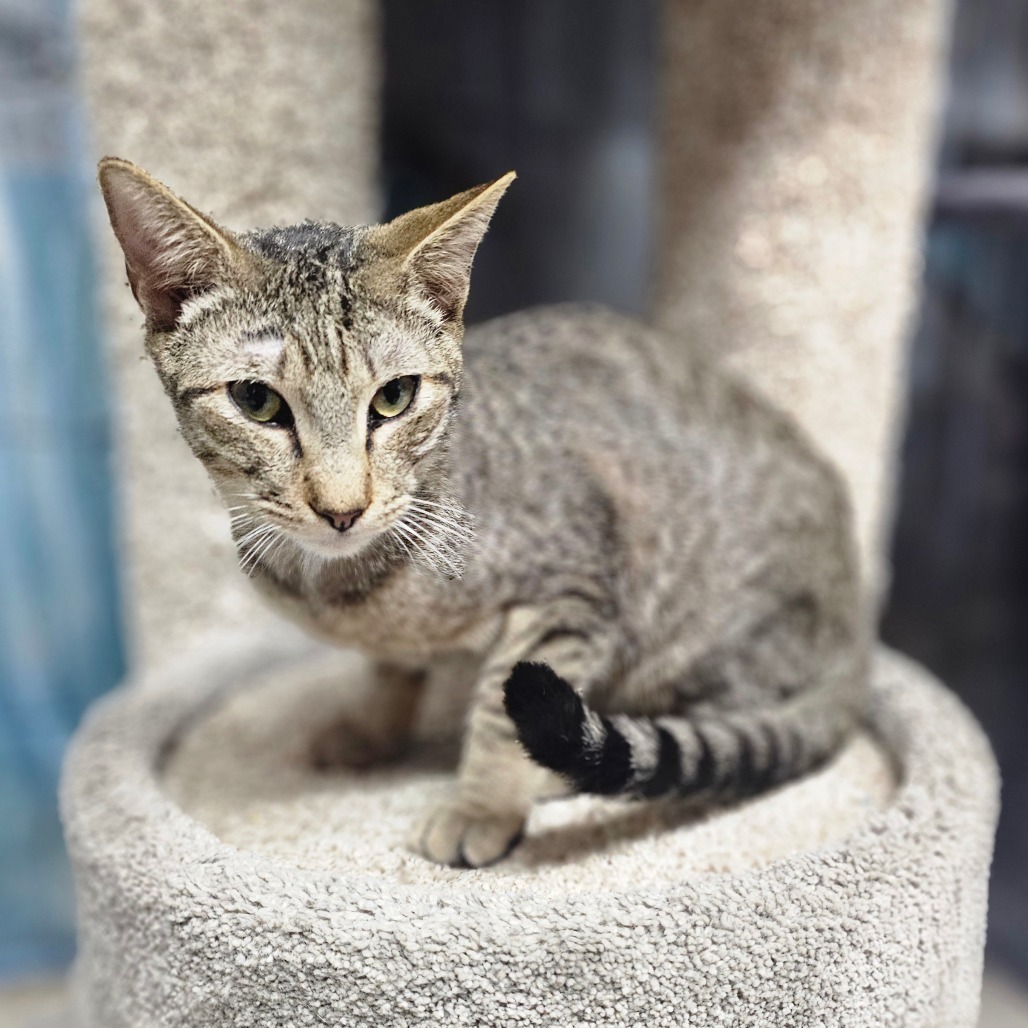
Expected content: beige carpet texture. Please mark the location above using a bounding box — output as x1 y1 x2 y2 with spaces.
61 635 997 1027
654 0 951 599
63 0 1001 1025
78 0 380 670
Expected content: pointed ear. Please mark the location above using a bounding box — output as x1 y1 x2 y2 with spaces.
97 158 250 332
370 172 515 322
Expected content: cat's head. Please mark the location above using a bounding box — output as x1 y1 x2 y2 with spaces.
97 159 512 567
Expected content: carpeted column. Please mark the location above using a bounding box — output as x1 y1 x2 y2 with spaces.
653 0 951 597
78 0 380 667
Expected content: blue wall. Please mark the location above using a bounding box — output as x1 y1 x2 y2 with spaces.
0 0 125 978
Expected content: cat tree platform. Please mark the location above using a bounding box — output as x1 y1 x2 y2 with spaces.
61 632 997 1027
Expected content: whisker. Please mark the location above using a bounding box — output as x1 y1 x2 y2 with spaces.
406 497 452 510
397 517 464 578
390 519 429 562
405 501 472 523
385 525 417 569
264 532 291 572
404 498 474 528
236 523 274 549
391 522 443 578
406 497 470 515
405 511 475 551
243 531 281 576
405 508 474 539
406 513 474 544
238 525 278 574
388 521 420 562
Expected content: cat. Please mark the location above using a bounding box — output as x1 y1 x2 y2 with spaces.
97 157 868 868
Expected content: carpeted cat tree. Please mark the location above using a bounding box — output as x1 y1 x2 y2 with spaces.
63 1 998 1026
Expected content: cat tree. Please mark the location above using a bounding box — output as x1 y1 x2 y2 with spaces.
64 1 998 1025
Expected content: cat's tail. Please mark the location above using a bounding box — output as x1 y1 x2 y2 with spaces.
503 658 864 801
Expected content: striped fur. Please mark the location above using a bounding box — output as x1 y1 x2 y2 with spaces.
98 160 870 867
504 659 862 802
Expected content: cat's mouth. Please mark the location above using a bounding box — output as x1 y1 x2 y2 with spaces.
294 519 381 560
233 497 469 574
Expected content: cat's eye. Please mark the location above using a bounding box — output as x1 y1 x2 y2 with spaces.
229 380 294 427
370 376 418 422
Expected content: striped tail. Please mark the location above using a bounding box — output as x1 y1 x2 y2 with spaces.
503 660 862 801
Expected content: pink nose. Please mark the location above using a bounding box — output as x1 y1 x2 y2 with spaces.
311 505 364 533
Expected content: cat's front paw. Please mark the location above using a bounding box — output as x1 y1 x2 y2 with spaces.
414 800 525 868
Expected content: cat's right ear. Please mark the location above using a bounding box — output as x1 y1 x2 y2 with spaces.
97 158 250 332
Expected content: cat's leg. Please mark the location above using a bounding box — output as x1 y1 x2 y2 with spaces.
416 603 614 867
310 661 425 769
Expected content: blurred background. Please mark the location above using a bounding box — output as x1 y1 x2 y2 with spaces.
1 0 1025 1023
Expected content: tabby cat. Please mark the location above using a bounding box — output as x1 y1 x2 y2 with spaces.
98 158 867 868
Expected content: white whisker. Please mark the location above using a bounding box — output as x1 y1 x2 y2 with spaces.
239 525 280 575
236 523 274 550
405 501 471 524
244 534 280 576
388 520 420 562
404 497 474 530
264 532 291 572
390 519 429 562
405 496 462 512
405 511 474 550
391 521 444 578
396 517 464 578
406 513 474 545
385 525 420 574
405 498 472 523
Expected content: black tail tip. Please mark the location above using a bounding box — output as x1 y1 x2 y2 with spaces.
503 661 586 774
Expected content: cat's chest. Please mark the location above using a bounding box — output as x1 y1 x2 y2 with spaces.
255 571 500 662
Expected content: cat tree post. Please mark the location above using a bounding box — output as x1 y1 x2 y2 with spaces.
78 0 380 669
64 2 999 1026
654 0 950 599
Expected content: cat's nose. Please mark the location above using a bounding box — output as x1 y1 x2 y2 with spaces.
311 504 364 533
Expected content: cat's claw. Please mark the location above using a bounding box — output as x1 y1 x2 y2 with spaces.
415 802 525 868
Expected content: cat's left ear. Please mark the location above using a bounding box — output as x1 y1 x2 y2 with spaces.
370 172 515 323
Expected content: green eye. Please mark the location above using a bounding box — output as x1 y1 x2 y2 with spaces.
229 381 293 427
370 376 418 422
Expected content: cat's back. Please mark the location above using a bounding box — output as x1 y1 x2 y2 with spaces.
460 303 796 462
459 303 700 469
458 303 853 592
462 304 674 416
462 303 839 475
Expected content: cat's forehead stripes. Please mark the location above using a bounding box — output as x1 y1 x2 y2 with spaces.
232 223 368 383
281 313 358 385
